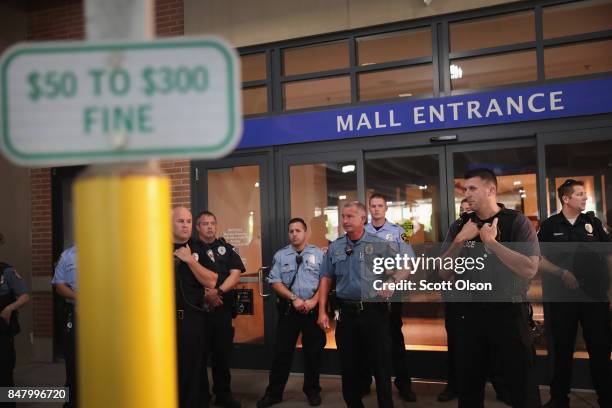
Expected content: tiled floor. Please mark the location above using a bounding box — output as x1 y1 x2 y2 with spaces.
14 363 600 407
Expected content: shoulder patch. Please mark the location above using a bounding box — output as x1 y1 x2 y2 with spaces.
12 269 23 280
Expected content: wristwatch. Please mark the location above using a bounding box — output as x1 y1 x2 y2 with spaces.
290 293 297 301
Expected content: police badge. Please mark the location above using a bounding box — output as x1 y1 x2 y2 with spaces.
585 223 593 233
206 249 215 262
385 233 393 241
365 243 374 255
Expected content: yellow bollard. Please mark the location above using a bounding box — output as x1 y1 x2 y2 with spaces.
73 164 177 408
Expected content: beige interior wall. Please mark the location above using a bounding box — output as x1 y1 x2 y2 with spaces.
0 1 32 365
185 0 521 47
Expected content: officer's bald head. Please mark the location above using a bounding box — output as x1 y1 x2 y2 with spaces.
172 207 192 243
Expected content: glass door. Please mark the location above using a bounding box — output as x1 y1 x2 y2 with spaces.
538 128 612 356
193 152 276 365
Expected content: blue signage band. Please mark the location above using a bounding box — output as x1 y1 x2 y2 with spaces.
239 77 612 149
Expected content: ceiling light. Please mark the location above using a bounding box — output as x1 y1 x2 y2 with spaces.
450 64 463 80
339 195 347 200
513 181 521 185
398 93 413 97
341 164 356 173
254 182 259 188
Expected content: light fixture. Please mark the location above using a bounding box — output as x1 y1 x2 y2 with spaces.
398 93 413 97
520 194 527 198
450 64 463 80
386 201 392 205
519 188 525 193
254 182 259 188
339 195 347 200
419 185 428 190
341 164 356 173
513 181 522 186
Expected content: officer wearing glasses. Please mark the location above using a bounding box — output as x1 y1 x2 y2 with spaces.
257 218 326 408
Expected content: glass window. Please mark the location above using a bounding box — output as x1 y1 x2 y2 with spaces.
283 76 350 111
242 86 267 115
241 53 267 82
365 155 442 243
283 40 349 76
290 160 358 349
358 65 433 102
450 11 535 53
207 165 264 344
290 161 358 249
451 50 537 91
544 39 612 79
357 27 432 65
452 147 539 221
544 139 612 220
543 0 612 39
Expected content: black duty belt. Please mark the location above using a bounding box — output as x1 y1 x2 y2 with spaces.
337 299 390 314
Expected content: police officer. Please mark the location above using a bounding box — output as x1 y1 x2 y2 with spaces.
364 193 416 402
257 218 326 408
318 201 396 408
172 207 218 408
437 199 470 403
538 179 611 408
439 169 541 408
52 246 78 408
196 211 245 408
0 261 29 408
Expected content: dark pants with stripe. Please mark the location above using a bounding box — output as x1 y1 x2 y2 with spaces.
336 303 393 408
264 308 326 399
548 302 611 406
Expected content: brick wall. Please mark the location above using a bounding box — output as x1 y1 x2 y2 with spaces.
27 0 190 343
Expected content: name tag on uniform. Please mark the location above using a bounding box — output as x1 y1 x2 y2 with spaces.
553 233 564 236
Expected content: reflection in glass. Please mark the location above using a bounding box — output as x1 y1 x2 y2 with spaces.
357 28 432 65
451 51 537 91
450 10 535 53
290 162 358 251
284 76 350 111
544 40 612 80
241 53 267 82
358 65 433 102
543 0 612 39
207 165 264 344
365 155 441 243
242 86 267 115
283 40 349 76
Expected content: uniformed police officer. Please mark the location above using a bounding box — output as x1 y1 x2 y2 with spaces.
439 169 541 408
363 193 416 402
538 179 611 408
51 246 78 408
0 261 29 408
257 218 326 408
438 199 471 402
318 201 396 408
172 207 218 408
196 211 245 408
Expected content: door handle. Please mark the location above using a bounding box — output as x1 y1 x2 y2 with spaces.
258 266 270 297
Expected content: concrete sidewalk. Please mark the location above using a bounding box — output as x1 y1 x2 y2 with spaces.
14 363 599 407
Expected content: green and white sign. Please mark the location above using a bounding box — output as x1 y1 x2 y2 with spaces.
0 37 241 166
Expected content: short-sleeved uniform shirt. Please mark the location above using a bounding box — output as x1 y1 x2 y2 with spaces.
365 219 416 258
174 239 217 311
200 238 246 302
51 246 78 304
320 231 396 301
538 212 611 301
268 244 324 300
442 207 540 303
